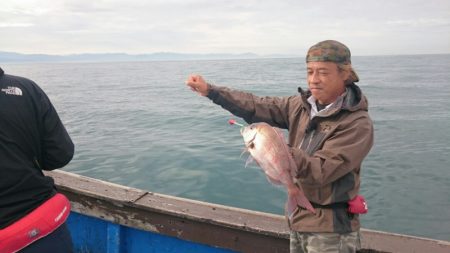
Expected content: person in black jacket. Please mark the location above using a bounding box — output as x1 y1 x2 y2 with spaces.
0 67 74 252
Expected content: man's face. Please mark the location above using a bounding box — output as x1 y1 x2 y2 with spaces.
307 61 348 105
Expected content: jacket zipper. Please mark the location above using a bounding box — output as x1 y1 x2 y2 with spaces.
33 157 42 169
299 129 316 152
306 130 315 152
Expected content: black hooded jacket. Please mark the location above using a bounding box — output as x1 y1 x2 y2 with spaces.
0 68 74 228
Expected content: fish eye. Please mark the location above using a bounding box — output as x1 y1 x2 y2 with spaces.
249 142 255 149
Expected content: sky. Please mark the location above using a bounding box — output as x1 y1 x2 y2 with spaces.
1 0 450 56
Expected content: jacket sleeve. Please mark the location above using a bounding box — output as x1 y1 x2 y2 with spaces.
291 114 373 186
207 84 293 128
39 91 74 170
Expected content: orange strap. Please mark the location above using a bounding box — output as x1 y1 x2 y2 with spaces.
0 193 71 253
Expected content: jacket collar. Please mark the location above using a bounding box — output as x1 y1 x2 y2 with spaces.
307 93 343 119
298 83 368 117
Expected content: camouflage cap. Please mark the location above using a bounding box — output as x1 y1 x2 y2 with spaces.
306 40 359 83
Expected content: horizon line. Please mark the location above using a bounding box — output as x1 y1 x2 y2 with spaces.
2 50 450 57
1 50 449 64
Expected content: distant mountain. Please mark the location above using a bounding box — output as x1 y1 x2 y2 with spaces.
0 51 281 63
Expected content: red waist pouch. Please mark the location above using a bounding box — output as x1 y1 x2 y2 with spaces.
0 193 71 253
347 195 368 214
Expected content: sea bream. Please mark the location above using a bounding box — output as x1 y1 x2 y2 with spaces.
240 122 315 219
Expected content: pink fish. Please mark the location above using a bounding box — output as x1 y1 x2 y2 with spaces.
241 122 315 219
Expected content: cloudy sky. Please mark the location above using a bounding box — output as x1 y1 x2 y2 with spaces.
1 0 449 56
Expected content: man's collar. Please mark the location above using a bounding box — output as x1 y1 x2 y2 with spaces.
307 89 348 119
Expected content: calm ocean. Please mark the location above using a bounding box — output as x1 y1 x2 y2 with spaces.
2 54 450 241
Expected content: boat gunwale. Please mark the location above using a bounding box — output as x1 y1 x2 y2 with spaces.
47 170 289 238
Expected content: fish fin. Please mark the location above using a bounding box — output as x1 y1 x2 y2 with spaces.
245 156 254 168
286 195 297 221
265 174 283 185
288 186 316 214
240 148 248 158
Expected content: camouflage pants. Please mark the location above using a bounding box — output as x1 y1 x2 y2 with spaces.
290 230 361 253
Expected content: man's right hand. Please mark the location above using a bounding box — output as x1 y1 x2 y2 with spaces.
186 74 210 96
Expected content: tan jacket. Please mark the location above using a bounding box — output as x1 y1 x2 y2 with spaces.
207 83 374 233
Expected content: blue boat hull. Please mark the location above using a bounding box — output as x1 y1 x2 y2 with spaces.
68 212 236 253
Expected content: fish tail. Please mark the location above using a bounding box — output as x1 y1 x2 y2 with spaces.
288 186 316 215
286 195 297 221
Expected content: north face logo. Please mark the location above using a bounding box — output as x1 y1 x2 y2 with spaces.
1 86 23 96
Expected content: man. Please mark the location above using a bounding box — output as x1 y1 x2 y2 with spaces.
186 40 373 253
0 67 74 252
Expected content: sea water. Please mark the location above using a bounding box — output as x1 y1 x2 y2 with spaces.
2 54 450 241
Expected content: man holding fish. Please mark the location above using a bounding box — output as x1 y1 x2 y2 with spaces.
186 40 373 253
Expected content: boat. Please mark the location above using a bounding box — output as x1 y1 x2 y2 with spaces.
45 170 450 253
